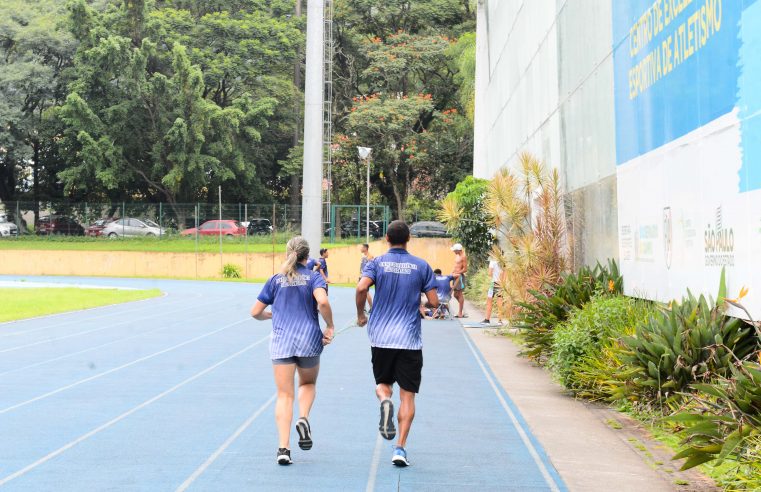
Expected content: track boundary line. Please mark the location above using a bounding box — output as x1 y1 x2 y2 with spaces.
365 434 384 492
0 317 252 415
0 290 173 332
0 335 270 487
175 393 277 492
0 299 229 379
0 298 213 354
460 327 564 492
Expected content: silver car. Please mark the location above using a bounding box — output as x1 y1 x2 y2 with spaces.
0 215 19 237
102 218 166 238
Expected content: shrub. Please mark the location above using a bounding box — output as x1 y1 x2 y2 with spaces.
512 259 623 362
669 361 761 489
549 296 652 392
221 263 241 279
614 291 757 407
438 176 493 266
462 266 491 309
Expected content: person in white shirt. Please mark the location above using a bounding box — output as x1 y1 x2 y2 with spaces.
482 257 503 325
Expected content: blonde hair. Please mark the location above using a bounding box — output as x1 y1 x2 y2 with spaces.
281 236 311 280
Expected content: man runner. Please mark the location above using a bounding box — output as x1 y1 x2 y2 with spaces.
359 243 373 310
356 220 437 467
451 243 468 318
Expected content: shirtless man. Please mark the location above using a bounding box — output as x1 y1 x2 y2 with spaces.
450 243 468 318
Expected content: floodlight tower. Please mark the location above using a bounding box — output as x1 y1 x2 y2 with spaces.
301 0 325 258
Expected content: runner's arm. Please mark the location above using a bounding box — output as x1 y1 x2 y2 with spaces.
424 288 439 308
250 300 272 320
356 277 374 325
313 287 335 341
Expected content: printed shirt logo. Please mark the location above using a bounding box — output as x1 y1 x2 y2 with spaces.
378 261 419 275
275 274 310 287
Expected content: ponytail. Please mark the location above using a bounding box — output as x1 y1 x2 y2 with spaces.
281 236 311 280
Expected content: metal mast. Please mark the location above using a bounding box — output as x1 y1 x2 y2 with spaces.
322 0 334 227
301 0 325 257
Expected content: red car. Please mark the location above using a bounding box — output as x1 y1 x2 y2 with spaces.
35 215 85 236
85 218 116 237
181 220 246 237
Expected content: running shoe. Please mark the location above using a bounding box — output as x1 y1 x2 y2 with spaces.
296 417 313 450
276 448 292 465
392 446 409 467
379 399 396 440
480 318 490 324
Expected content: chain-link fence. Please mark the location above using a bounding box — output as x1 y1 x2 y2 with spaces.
0 200 391 242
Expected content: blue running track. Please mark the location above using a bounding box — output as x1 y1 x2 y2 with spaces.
0 276 565 491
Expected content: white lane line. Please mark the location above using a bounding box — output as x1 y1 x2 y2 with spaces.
0 291 178 335
460 328 562 492
0 300 229 379
0 335 270 487
365 433 383 492
0 317 252 415
0 299 213 354
175 393 277 492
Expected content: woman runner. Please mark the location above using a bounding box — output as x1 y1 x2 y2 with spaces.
250 237 335 465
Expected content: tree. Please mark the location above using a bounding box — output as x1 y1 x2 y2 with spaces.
439 175 492 265
0 0 76 210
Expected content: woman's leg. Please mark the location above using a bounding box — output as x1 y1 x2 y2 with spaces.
273 363 297 449
296 364 320 418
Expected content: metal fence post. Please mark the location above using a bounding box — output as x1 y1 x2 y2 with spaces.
159 202 163 239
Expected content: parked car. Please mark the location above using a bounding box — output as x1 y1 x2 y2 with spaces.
324 220 382 239
35 215 85 236
0 215 19 237
85 218 116 237
409 221 450 238
102 218 166 238
180 219 246 237
246 218 273 236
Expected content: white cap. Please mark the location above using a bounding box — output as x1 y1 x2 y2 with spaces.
451 243 463 251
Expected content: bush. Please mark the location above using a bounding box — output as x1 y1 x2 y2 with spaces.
438 176 492 266
614 291 757 406
513 259 622 362
549 296 652 392
669 361 761 489
221 263 241 279
462 267 491 309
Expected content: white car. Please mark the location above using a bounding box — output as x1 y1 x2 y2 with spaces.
0 215 19 237
101 218 166 238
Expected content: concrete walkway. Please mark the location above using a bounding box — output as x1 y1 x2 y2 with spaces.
460 301 718 492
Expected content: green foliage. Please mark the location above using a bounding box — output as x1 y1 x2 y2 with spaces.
448 32 475 122
668 362 761 489
549 296 650 389
616 292 757 406
221 263 241 279
462 266 491 309
439 176 491 265
513 259 623 362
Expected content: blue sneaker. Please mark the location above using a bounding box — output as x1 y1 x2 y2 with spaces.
392 446 409 467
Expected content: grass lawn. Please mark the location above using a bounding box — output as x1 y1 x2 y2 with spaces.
0 234 367 254
0 288 162 323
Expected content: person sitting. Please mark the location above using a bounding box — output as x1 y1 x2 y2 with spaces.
429 269 454 319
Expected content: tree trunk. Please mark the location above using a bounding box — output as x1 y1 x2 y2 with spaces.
391 179 404 221
289 0 303 222
32 139 40 223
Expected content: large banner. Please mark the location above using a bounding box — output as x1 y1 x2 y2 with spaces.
613 0 761 318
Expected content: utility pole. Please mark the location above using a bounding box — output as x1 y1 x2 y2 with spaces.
289 0 302 220
301 0 325 258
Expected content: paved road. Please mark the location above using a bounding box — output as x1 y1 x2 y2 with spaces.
0 276 565 491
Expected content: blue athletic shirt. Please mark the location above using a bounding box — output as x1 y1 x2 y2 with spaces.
362 248 435 350
306 258 317 271
434 275 454 300
318 257 328 277
257 263 328 359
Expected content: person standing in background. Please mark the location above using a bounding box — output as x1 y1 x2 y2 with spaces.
317 248 330 285
359 243 373 310
450 244 468 318
482 256 503 325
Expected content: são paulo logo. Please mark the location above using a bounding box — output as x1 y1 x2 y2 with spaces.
704 206 734 267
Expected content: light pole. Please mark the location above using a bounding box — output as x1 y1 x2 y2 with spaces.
357 146 372 244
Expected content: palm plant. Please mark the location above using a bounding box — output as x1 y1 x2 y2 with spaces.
484 152 569 316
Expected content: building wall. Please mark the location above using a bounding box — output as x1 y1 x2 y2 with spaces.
474 0 619 267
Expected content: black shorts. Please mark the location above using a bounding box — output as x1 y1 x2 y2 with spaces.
371 347 423 393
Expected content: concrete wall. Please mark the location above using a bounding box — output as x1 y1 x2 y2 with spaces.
0 238 455 284
475 0 619 268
